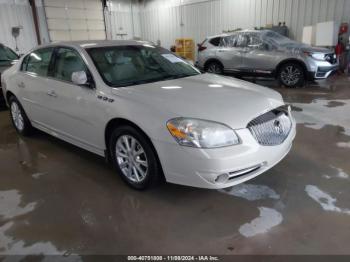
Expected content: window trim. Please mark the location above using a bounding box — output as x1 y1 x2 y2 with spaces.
21 46 95 88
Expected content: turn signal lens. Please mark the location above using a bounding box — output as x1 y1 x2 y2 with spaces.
167 122 187 139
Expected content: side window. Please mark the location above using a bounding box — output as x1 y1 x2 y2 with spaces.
236 34 248 48
247 33 263 49
220 35 237 47
209 37 221 47
25 48 54 76
53 47 87 82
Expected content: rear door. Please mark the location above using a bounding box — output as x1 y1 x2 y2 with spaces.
197 37 221 67
217 34 245 71
16 47 55 123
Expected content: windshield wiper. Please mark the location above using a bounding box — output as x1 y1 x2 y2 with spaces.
111 74 198 88
112 79 160 88
160 73 197 81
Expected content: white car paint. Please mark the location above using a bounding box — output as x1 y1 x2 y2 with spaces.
1 40 296 189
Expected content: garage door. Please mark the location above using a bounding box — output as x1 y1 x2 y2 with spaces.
43 0 106 41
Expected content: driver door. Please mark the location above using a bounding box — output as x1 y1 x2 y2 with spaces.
241 32 278 73
217 34 244 71
40 47 103 152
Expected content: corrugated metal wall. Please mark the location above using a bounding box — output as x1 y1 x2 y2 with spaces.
1 0 350 53
0 0 37 54
139 0 350 49
105 0 141 40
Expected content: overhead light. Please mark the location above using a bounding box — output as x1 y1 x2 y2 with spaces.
143 44 155 48
208 84 223 88
80 43 97 47
30 53 41 61
161 86 182 89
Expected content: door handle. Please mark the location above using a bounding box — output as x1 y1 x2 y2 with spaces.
47 90 57 98
18 82 25 88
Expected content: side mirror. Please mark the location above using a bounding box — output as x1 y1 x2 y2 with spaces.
72 71 88 86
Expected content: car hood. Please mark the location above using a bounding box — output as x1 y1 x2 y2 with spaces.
279 43 332 54
111 74 284 129
0 60 17 74
301 46 332 53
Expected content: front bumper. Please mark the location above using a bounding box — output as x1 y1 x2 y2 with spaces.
153 118 296 189
306 59 339 80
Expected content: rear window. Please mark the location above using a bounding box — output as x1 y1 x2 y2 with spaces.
209 37 221 46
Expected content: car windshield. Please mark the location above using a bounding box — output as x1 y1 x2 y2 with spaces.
87 45 200 87
263 31 298 46
0 45 19 61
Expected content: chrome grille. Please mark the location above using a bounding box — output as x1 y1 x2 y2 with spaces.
248 106 292 146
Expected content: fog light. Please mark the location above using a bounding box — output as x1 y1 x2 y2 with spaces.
215 173 229 184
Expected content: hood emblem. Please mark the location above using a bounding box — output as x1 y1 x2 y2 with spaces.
273 120 284 134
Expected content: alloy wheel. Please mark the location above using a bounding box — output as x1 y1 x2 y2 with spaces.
207 63 222 74
11 101 24 131
280 65 302 86
115 135 149 183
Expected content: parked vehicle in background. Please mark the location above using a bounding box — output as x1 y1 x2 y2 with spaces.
196 30 338 88
0 44 19 107
1 40 295 190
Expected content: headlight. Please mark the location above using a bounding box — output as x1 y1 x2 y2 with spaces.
305 52 326 61
167 118 240 148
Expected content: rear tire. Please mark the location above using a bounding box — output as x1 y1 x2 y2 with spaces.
205 61 224 74
109 125 162 190
278 62 305 88
9 96 33 136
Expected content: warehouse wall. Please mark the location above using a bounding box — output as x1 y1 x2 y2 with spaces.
105 0 141 40
0 0 37 54
139 0 350 49
43 0 106 41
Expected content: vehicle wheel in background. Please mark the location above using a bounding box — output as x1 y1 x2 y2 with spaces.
278 63 305 88
9 96 33 136
205 61 224 74
109 125 162 190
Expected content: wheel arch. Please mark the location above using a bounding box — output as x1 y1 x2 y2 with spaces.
5 90 16 105
275 59 308 78
104 118 164 176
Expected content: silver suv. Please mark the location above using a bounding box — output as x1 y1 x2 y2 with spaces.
196 30 338 87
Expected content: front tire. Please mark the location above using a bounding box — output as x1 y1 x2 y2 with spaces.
205 61 224 74
278 63 305 88
109 125 162 190
9 96 33 136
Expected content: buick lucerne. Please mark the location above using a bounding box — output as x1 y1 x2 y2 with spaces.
1 41 296 189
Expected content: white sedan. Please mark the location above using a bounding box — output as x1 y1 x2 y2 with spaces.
1 41 296 189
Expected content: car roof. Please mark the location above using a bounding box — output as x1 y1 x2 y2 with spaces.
33 40 155 50
207 29 271 39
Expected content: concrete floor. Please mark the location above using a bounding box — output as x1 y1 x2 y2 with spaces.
0 74 350 257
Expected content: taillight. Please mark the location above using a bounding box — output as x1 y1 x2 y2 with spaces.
197 44 207 52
